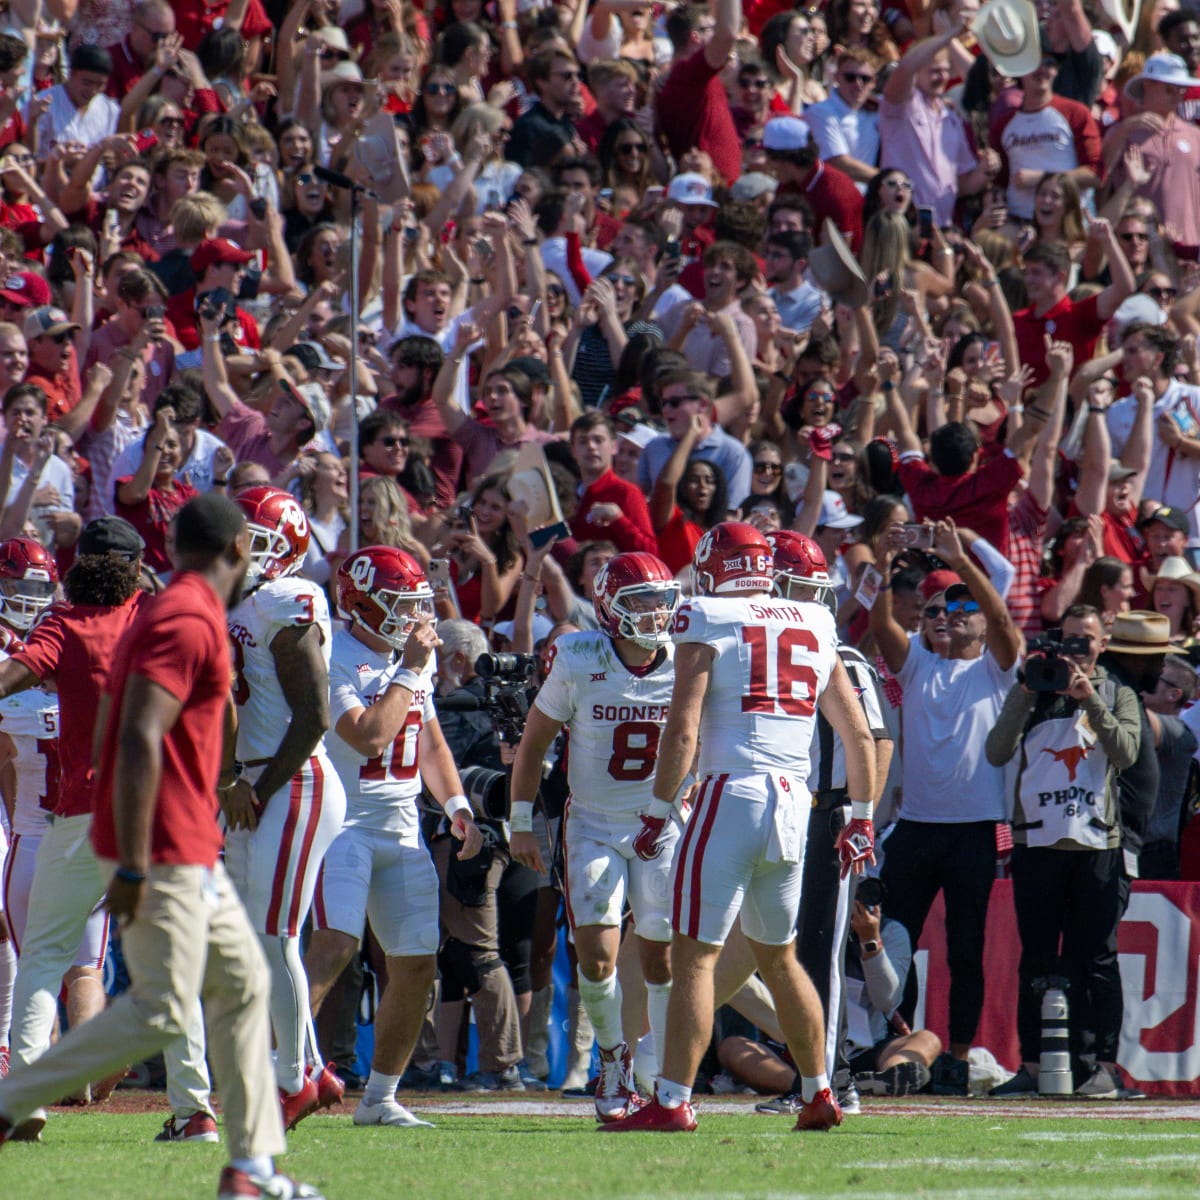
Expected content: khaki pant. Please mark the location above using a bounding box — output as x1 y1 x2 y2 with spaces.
0 861 285 1160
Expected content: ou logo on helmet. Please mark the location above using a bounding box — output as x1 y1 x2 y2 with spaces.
280 498 309 539
348 554 376 591
593 561 611 597
694 529 717 564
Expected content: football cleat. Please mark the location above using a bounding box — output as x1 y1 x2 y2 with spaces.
308 1062 345 1110
0 1107 47 1142
793 1087 843 1131
595 1042 641 1123
279 1076 320 1132
597 1093 696 1133
592 552 680 648
155 1112 220 1143
216 1167 325 1199
352 1098 434 1127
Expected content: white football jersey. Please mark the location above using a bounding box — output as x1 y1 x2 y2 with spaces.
672 595 837 779
0 687 59 837
326 627 436 837
228 576 334 764
534 631 674 817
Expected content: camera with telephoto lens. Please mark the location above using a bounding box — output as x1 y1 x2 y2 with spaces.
856 876 886 909
474 652 539 746
458 764 509 821
1023 632 1093 693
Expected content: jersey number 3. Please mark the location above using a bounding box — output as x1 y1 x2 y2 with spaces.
741 626 818 716
607 720 660 781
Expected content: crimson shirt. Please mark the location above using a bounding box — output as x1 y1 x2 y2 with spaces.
91 573 231 868
12 593 149 819
115 476 200 574
570 468 657 555
657 51 741 185
779 161 865 253
898 448 1024 554
1013 293 1102 387
104 40 147 98
175 0 273 49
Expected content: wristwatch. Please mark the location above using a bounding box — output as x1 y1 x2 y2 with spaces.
861 939 880 956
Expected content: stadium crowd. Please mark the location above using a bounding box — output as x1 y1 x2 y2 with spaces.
0 0 1194 1188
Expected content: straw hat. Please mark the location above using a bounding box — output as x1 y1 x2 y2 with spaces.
974 0 1041 79
1106 610 1186 655
808 219 868 309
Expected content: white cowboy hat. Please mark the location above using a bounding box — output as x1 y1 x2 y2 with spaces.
974 0 1042 79
1098 0 1139 45
807 219 868 309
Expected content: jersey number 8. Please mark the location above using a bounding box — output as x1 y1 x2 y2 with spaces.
607 720 660 781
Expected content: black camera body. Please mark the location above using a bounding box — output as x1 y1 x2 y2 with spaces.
475 652 539 747
1023 634 1092 693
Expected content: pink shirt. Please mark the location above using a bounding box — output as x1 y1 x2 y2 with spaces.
878 89 977 226
1103 115 1200 248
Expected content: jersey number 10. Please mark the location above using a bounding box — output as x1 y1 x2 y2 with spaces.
741 626 818 717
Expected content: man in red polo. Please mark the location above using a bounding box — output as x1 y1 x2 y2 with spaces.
761 116 864 252
105 1 176 99
1013 227 1133 385
569 411 656 554
165 238 260 353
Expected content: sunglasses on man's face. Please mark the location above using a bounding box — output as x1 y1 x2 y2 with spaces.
840 71 875 85
378 435 410 449
663 394 704 410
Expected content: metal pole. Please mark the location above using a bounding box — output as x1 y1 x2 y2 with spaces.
348 184 361 553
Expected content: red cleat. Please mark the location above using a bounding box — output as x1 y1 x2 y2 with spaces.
594 1043 641 1123
793 1088 843 1132
308 1062 345 1109
597 1093 696 1133
279 1076 319 1132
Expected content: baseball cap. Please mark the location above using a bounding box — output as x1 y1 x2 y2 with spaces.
944 582 975 605
618 422 660 450
0 271 52 308
920 568 963 601
666 172 717 208
23 306 80 340
287 341 345 373
1108 463 1139 483
493 613 555 645
189 238 254 277
293 381 331 434
729 172 778 202
79 515 144 559
816 490 863 530
762 116 812 153
1139 504 1189 533
508 355 551 385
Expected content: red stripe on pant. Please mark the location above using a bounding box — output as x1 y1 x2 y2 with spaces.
312 862 327 928
561 798 577 932
671 774 725 941
3 832 19 954
285 758 326 937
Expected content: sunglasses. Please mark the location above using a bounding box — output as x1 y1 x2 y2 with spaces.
884 177 913 190
605 274 637 287
158 116 185 129
1119 231 1149 242
830 450 856 463
740 77 770 89
320 48 351 61
423 82 457 96
616 142 647 155
663 394 704 409
546 284 566 298
4 154 34 166
743 136 764 149
1148 285 1178 301
297 172 319 186
379 435 410 449
753 461 782 474
840 71 875 84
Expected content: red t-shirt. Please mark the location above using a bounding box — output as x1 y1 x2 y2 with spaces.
175 0 273 49
27 348 82 425
779 161 865 253
657 51 741 185
166 287 261 352
570 468 657 555
12 592 149 819
115 476 200 574
0 200 43 257
655 506 702 575
91 573 231 868
1013 293 1101 387
897 448 1024 554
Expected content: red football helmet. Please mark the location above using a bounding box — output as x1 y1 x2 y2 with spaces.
0 537 59 632
767 530 831 600
337 545 435 651
692 522 773 596
593 552 681 648
235 486 311 584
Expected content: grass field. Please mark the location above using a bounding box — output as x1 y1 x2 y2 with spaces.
3 1096 1200 1200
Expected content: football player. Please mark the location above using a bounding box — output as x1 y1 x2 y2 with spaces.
222 488 348 1130
603 523 876 1134
510 552 681 1122
306 547 482 1129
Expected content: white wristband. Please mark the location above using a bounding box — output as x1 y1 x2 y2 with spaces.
646 797 673 820
444 795 471 822
391 668 420 693
851 800 873 821
509 800 535 832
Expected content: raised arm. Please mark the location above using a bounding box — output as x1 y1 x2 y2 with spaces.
884 23 964 104
650 414 703 532
705 0 741 70
430 320 477 436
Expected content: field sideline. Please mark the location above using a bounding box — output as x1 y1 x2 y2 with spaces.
2 1094 1199 1200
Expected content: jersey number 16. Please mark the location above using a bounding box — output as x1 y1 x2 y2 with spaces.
741 626 818 717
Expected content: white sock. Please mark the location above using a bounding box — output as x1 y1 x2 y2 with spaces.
801 1072 830 1103
577 972 623 1051
657 1077 692 1109
644 981 670 1077
363 1070 401 1106
231 1157 274 1179
0 936 15 1047
260 935 310 1093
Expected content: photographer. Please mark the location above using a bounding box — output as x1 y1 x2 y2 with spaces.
431 620 535 1091
984 604 1141 1098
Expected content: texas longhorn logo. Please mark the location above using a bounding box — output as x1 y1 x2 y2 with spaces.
1043 744 1091 783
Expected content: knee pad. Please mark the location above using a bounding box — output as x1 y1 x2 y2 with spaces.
440 938 502 997
503 944 532 996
